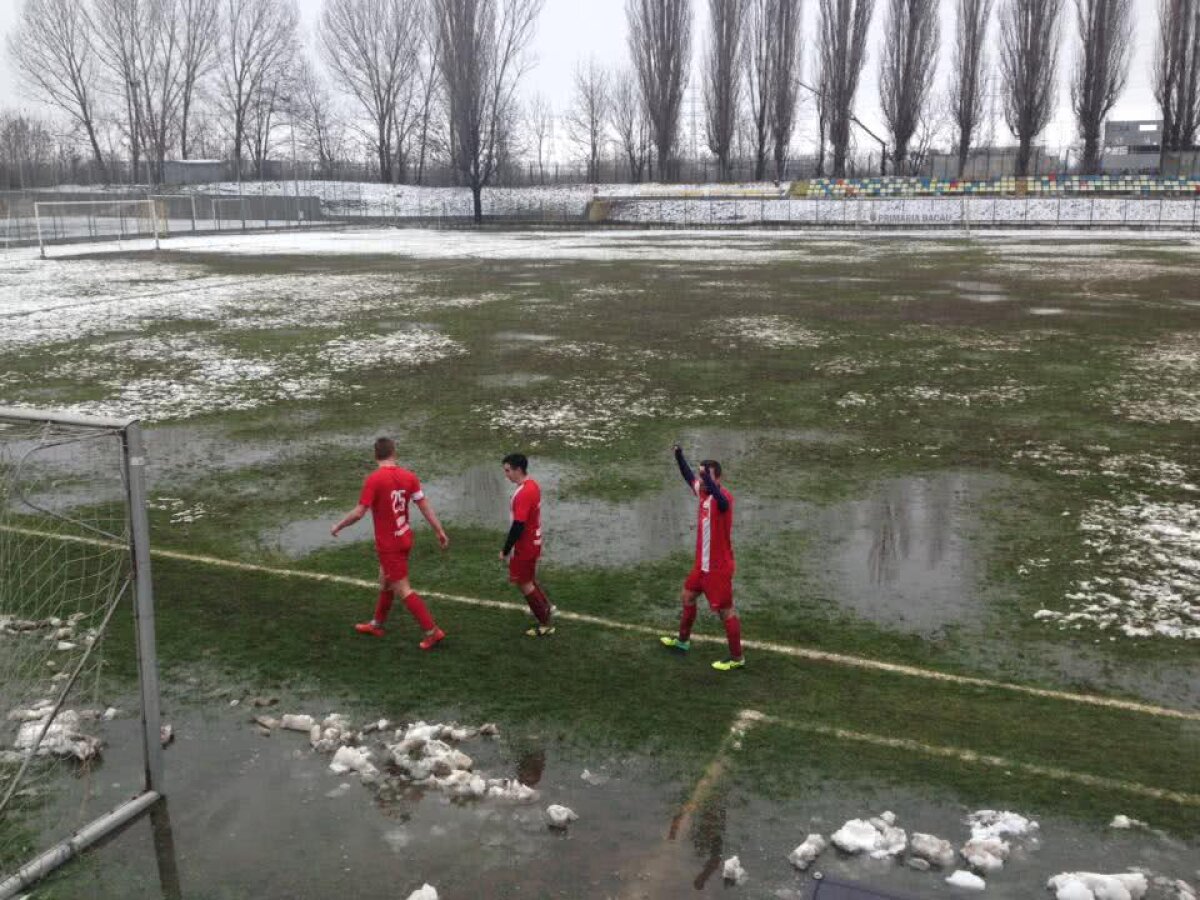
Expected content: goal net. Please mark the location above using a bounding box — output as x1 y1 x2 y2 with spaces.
0 408 162 899
34 200 160 257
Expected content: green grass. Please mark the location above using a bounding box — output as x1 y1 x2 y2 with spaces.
4 234 1199 848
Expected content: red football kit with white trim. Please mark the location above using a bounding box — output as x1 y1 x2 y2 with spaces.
359 466 424 582
508 478 542 584
684 478 735 610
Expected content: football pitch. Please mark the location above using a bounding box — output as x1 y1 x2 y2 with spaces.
2 228 1198 898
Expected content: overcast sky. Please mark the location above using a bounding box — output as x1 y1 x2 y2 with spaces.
0 0 1163 159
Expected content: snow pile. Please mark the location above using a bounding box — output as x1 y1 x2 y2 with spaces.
787 834 827 871
908 833 957 870
1109 815 1147 830
1105 334 1200 425
545 805 578 829
1034 499 1200 639
479 375 732 448
722 855 747 884
960 810 1039 875
719 315 825 350
1046 872 1148 900
8 702 101 761
404 884 439 900
831 812 907 859
261 714 551 808
946 870 987 891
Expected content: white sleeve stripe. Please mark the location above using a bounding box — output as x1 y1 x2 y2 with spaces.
412 490 425 502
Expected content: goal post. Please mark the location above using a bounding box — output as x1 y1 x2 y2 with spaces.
33 199 160 258
0 407 163 899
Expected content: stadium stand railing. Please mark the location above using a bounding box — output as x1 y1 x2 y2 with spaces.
792 174 1200 199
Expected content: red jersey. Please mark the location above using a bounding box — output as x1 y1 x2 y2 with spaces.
358 466 424 554
509 478 542 560
693 479 734 574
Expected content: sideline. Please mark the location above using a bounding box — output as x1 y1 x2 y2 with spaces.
3 523 1198 724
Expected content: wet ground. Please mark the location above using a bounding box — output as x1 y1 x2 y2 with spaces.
31 702 1200 899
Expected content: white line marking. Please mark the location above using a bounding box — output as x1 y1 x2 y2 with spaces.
755 711 1200 807
4 524 1198 723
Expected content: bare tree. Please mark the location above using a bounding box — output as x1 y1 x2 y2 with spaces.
611 66 651 181
218 0 299 176
245 57 292 175
817 0 874 177
704 0 745 181
768 0 803 179
568 59 610 182
179 0 219 158
744 0 772 178
92 0 148 182
814 53 830 175
294 56 344 178
1000 0 1064 175
8 0 109 178
433 0 544 221
412 15 442 185
1071 0 1133 174
525 92 553 182
0 113 57 188
320 0 420 183
138 0 190 183
1154 0 1200 163
879 0 939 173
949 0 992 177
627 0 693 180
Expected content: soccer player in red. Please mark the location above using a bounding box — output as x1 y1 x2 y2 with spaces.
500 453 556 637
330 437 449 650
660 444 744 671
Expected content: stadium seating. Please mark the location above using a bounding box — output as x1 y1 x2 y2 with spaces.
792 175 1200 199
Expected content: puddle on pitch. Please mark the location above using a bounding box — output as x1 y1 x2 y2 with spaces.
29 703 1200 899
807 473 1003 636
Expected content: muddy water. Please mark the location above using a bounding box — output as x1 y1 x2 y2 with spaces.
809 473 1002 636
31 705 1200 899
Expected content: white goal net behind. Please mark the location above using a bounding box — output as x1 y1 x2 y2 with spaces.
0 408 162 899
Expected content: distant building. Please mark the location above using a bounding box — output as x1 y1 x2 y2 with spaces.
162 160 224 185
1103 120 1162 151
1101 121 1163 174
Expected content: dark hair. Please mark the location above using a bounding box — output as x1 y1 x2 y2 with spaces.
374 437 396 461
502 453 528 473
700 459 722 478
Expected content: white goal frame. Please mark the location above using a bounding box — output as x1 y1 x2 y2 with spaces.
0 407 164 900
33 199 161 258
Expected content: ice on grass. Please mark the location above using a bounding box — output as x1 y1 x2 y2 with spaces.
329 746 377 779
545 805 578 829
405 884 438 900
580 768 609 786
946 870 987 891
1109 815 1147 830
1046 872 1148 900
787 834 826 871
722 856 747 885
485 778 539 804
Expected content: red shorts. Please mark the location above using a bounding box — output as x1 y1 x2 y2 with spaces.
377 551 410 583
508 555 539 584
684 566 734 611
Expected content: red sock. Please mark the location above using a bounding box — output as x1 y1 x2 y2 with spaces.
680 604 697 641
526 586 551 625
723 615 742 659
403 592 436 632
373 590 394 625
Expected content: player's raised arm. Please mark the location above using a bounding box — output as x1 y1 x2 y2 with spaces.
331 504 367 537
698 465 730 513
673 444 697 490
415 496 450 549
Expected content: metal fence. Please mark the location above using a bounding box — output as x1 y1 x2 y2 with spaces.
1 190 324 248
